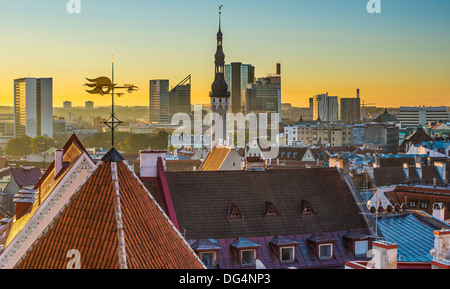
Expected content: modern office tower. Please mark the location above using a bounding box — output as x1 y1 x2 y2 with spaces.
245 76 281 122
397 106 450 129
312 93 339 122
169 75 192 118
149 79 170 124
340 89 361 122
63 101 72 110
14 78 53 138
85 101 94 109
225 62 255 113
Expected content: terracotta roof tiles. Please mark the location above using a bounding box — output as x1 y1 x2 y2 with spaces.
14 149 204 269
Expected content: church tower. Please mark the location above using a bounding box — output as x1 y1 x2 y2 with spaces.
210 6 230 148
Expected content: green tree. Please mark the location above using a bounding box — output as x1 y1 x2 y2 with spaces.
5 135 33 156
31 136 56 154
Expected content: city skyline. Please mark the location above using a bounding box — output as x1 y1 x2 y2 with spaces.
0 1 449 109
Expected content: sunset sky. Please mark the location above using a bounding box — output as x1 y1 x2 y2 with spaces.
0 0 449 108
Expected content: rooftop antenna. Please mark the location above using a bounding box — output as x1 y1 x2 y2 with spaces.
84 56 139 148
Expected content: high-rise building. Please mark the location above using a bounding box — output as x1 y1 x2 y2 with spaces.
14 78 53 138
245 76 281 121
340 89 361 122
225 62 255 113
63 101 72 110
312 93 339 122
169 75 192 118
85 101 94 109
245 64 282 122
209 8 230 147
397 106 450 129
149 79 170 124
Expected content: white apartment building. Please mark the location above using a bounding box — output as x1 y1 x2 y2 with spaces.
14 78 53 138
397 107 449 129
312 93 339 122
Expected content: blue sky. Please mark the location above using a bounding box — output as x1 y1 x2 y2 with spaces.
0 0 449 107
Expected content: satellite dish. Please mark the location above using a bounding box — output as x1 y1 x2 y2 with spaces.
255 259 266 269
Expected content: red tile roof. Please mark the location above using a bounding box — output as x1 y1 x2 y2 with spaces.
14 149 204 269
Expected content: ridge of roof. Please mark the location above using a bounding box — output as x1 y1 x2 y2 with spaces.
111 162 128 269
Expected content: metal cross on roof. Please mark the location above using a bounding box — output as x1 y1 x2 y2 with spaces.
84 56 139 148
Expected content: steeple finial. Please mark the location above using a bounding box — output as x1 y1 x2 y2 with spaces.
219 5 223 32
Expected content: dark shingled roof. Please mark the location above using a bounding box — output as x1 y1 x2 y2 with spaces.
144 168 369 240
10 167 42 188
373 166 444 187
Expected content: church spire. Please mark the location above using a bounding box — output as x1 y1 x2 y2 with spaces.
210 5 229 99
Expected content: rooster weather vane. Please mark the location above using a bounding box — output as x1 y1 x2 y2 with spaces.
84 56 139 148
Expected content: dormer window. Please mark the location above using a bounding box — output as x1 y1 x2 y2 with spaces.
231 237 262 267
228 204 242 219
319 244 333 259
265 201 278 217
241 250 256 266
301 200 313 215
200 251 217 268
281 246 295 262
354 240 369 256
307 233 337 260
343 230 371 257
269 235 299 264
191 239 222 268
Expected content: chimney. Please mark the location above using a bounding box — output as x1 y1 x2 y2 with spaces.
370 241 398 269
403 163 409 179
432 203 445 222
430 229 450 268
276 63 281 75
416 162 423 179
139 150 167 178
357 88 360 99
434 162 447 184
55 149 64 177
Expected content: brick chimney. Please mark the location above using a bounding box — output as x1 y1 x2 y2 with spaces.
432 203 445 222
370 241 398 269
55 149 64 177
139 150 166 178
430 229 450 268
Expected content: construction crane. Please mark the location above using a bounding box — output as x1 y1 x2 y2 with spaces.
362 100 376 108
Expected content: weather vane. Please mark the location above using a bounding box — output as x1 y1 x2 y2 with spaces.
84 56 139 148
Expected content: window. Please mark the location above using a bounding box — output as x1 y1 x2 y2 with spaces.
420 200 429 209
228 203 242 219
200 252 217 268
354 240 369 256
319 244 333 259
241 250 256 266
408 199 418 208
280 247 295 262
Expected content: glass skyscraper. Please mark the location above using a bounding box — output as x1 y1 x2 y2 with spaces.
149 79 170 124
224 63 255 114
